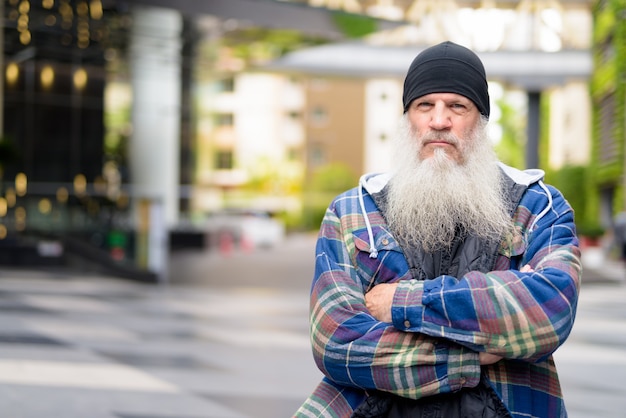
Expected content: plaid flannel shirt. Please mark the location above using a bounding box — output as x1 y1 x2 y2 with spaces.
295 164 582 418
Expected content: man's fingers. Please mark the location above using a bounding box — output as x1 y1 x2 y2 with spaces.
479 352 503 365
365 283 397 323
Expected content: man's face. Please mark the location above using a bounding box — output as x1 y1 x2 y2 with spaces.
387 98 510 251
405 92 481 164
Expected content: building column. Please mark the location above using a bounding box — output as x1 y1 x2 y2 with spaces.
526 91 541 169
128 5 183 279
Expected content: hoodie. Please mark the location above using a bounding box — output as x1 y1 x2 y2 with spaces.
295 163 582 418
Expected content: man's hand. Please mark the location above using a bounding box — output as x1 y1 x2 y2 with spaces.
479 352 502 365
365 283 398 323
520 264 534 273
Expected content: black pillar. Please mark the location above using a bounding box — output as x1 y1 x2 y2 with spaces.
526 91 541 169
179 17 199 215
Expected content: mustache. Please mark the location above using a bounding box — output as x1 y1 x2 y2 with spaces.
419 131 461 146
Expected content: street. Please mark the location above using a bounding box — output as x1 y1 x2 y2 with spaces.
0 233 624 417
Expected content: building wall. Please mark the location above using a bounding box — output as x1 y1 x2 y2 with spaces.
587 0 626 231
547 81 592 169
304 77 366 180
195 72 306 213
364 78 403 174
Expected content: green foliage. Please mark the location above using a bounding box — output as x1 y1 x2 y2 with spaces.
301 163 359 231
538 91 551 171
301 200 330 231
586 0 626 229
309 163 358 193
545 165 587 220
593 2 616 44
331 12 378 38
493 98 525 169
243 157 304 196
577 220 605 238
220 27 327 63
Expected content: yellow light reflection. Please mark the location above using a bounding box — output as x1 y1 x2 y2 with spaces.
15 173 27 196
40 65 54 88
38 198 52 214
73 68 87 90
76 1 88 16
44 14 56 26
0 198 7 217
18 1 30 14
90 0 103 20
6 63 19 85
42 0 54 9
0 225 7 240
116 192 129 209
18 14 29 31
74 174 87 196
19 30 31 45
56 187 69 203
15 207 26 231
5 188 16 207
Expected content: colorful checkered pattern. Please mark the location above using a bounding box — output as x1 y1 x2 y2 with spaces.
296 177 581 418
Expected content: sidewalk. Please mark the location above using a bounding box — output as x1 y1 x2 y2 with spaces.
0 234 323 418
0 236 619 418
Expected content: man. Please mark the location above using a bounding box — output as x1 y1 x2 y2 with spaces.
295 41 581 418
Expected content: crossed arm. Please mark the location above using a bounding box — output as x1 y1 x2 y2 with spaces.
364 264 535 366
310 186 581 399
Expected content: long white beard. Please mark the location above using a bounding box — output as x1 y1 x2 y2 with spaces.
386 115 513 252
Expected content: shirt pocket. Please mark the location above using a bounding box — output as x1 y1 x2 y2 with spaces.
352 228 410 289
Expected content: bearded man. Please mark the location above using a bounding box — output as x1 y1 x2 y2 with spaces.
295 41 581 418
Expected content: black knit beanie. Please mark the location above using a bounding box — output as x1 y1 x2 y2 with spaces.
402 41 490 119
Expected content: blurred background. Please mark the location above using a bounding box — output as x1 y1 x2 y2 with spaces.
2 2 626 417
0 0 617 282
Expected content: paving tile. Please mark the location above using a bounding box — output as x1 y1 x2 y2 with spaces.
0 333 67 346
0 266 321 417
201 394 304 418
97 350 222 371
0 360 179 392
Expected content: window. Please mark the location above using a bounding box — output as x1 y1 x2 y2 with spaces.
216 77 234 92
215 113 234 126
310 106 328 125
309 142 326 167
215 150 234 170
287 111 301 120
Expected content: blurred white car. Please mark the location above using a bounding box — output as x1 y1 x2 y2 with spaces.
204 209 285 249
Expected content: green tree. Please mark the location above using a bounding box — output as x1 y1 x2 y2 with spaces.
302 163 358 231
494 99 526 169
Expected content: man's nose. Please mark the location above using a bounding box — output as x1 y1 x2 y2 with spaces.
429 104 452 130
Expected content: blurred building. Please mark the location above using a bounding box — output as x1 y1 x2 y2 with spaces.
195 72 306 214
588 1 626 235
0 0 606 280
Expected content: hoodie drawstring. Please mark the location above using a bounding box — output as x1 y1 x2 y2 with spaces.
358 175 378 259
529 180 553 234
